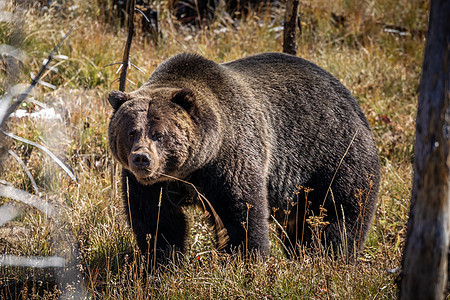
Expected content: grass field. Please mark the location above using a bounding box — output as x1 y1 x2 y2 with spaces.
0 0 429 298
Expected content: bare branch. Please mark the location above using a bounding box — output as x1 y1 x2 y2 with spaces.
0 44 27 62
3 131 78 183
0 202 20 226
0 255 65 268
0 184 56 216
8 149 40 194
0 94 12 126
0 27 74 128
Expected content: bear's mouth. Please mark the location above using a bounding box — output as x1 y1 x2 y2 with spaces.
130 169 159 184
136 176 157 185
132 169 179 185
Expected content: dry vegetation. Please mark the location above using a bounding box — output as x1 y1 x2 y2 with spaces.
0 0 428 298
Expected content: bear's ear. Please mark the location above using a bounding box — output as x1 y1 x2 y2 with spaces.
108 90 130 110
171 88 195 112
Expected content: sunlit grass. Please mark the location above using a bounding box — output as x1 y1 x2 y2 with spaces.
0 0 427 298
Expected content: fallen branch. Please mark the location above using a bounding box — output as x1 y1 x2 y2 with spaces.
0 183 56 216
0 255 65 268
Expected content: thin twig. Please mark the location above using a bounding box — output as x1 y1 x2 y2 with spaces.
271 214 295 251
104 61 124 68
270 226 291 254
135 7 150 23
130 62 146 74
321 128 360 208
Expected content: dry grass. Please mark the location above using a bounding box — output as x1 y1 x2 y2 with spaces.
0 0 427 298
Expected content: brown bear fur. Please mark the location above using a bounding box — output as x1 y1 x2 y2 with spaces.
108 52 380 263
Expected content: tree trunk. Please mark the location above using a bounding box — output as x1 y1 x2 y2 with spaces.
119 0 136 92
282 0 299 55
400 0 450 299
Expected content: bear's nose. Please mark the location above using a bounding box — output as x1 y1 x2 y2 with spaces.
131 153 151 169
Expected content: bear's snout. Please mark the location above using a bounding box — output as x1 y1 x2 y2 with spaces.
131 152 151 169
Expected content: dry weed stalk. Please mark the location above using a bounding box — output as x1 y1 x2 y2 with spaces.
152 187 163 271
301 188 313 248
156 172 230 251
241 202 254 259
321 128 360 209
307 206 330 258
356 174 375 246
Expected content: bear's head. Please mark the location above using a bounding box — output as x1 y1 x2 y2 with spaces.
108 87 219 185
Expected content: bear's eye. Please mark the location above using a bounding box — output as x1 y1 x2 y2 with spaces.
128 129 138 141
152 132 164 141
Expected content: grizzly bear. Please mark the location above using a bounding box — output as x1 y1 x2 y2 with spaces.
108 52 380 263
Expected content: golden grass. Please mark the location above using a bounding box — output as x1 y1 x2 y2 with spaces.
0 0 427 298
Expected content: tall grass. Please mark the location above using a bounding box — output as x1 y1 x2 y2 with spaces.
0 0 427 298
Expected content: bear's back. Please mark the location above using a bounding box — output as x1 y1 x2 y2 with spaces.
221 53 361 115
222 53 379 213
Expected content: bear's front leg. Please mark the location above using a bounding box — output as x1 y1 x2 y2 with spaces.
122 169 188 265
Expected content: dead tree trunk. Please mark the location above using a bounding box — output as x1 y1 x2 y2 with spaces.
400 0 450 299
282 0 300 55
